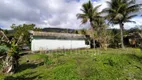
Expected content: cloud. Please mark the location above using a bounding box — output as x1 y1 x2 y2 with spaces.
0 0 85 29
0 0 141 29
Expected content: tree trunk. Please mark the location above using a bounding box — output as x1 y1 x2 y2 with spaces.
119 23 125 49
90 21 96 49
2 55 19 74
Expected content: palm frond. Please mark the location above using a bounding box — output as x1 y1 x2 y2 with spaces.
81 17 88 24
114 13 124 20
93 5 101 13
127 14 137 19
127 0 135 5
77 1 102 27
104 0 142 24
124 20 136 23
76 14 88 19
127 4 142 13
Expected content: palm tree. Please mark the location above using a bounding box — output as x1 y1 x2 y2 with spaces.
104 0 142 49
93 17 110 49
77 0 102 48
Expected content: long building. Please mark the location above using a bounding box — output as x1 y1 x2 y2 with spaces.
29 31 90 51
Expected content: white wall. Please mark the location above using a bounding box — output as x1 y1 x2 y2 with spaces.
31 39 90 51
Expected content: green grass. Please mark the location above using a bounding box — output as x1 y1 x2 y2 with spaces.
0 48 142 80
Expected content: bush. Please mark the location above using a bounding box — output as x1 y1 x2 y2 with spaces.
139 43 142 51
0 45 9 56
37 54 52 65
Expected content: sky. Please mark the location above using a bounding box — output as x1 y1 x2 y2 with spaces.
0 0 142 30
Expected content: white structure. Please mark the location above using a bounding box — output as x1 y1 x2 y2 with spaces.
30 31 90 51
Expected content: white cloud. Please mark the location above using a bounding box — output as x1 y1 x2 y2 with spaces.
0 0 141 30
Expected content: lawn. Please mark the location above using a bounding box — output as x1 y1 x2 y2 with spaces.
0 48 142 80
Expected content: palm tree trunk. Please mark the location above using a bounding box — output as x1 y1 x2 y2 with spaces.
119 23 125 49
90 21 96 49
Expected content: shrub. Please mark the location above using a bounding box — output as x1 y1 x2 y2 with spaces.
0 45 8 56
139 42 142 51
37 54 52 65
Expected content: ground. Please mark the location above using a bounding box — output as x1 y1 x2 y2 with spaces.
0 48 142 80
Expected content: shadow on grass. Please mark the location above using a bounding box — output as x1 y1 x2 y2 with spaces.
125 54 142 70
127 54 142 63
4 72 42 80
17 62 44 73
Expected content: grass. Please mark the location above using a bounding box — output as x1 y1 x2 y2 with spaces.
0 48 142 80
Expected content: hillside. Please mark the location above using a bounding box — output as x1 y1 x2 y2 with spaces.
0 48 142 80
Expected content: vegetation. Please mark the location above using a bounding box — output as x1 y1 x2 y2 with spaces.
0 0 142 79
10 24 41 47
0 30 24 74
109 29 121 48
77 0 142 49
0 45 8 56
77 1 102 48
93 17 111 49
0 48 142 80
104 0 142 48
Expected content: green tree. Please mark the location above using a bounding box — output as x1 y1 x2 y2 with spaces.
0 30 23 74
11 24 40 47
104 0 142 49
127 27 141 34
80 29 87 35
77 0 102 48
74 30 79 34
109 29 121 48
93 17 111 49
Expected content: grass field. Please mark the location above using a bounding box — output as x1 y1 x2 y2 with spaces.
0 48 142 80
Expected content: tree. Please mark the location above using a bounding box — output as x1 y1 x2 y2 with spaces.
0 30 23 74
128 27 141 34
11 24 41 47
104 0 142 49
109 29 121 48
77 0 102 48
80 29 87 35
92 17 111 49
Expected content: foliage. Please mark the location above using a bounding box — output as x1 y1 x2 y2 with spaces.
138 33 142 50
80 29 87 35
75 30 79 34
37 54 51 66
109 29 121 48
77 1 102 30
139 42 142 51
104 0 142 24
93 17 111 49
104 0 142 48
127 27 142 34
0 45 9 56
0 30 24 74
77 1 103 48
0 48 142 80
10 24 40 47
2 40 21 74
108 28 142 48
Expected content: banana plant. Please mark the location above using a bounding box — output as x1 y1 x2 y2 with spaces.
0 30 23 74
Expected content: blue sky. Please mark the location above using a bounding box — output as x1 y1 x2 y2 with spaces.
0 0 141 30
